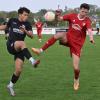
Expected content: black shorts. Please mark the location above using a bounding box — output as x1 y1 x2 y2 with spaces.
6 41 25 61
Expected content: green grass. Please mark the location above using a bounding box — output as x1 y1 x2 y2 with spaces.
0 35 100 100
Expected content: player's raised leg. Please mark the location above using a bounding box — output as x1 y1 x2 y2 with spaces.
32 32 67 55
72 53 80 91
15 41 40 67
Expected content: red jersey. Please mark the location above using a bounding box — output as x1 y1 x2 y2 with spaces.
63 13 91 46
35 21 43 29
63 13 92 57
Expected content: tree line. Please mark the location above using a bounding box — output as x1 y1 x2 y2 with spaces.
0 4 100 27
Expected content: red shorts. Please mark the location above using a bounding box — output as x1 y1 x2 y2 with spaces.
66 34 84 57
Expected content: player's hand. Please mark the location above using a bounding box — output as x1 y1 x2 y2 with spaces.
19 25 26 33
90 39 95 44
59 16 63 21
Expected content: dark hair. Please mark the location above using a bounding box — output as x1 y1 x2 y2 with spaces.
18 7 30 14
80 3 90 10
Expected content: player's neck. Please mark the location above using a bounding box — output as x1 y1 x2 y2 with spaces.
18 17 23 22
77 14 86 20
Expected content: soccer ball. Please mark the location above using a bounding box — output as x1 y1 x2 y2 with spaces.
44 11 55 22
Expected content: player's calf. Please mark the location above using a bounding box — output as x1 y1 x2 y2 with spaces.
32 36 57 55
72 53 80 90
32 33 66 55
19 48 40 67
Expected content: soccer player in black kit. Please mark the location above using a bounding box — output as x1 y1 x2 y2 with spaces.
0 7 40 96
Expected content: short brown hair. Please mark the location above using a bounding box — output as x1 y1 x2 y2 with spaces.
80 3 90 10
18 7 30 14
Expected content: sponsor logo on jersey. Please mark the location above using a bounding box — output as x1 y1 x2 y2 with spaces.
72 24 82 31
13 22 17 25
73 20 76 22
83 23 86 26
13 28 24 34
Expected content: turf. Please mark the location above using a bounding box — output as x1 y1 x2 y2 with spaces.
0 35 100 100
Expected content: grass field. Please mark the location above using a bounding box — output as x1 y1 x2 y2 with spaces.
0 35 100 100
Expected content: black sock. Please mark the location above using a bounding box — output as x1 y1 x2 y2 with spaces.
22 48 32 60
74 69 80 80
11 74 19 84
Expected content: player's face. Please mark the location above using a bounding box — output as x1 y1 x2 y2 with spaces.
38 19 40 21
79 8 89 17
19 12 29 22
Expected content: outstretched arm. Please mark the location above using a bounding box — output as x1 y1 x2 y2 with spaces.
0 25 7 30
57 13 71 21
20 25 33 39
25 30 33 39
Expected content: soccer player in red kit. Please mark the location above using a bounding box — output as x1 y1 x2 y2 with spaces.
35 19 43 42
32 3 95 90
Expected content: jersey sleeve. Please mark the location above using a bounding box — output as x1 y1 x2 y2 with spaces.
6 18 13 34
26 22 32 31
86 18 92 29
63 13 72 21
7 18 13 28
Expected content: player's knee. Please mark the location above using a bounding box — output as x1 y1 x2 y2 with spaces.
54 33 61 39
20 41 26 46
19 41 26 49
73 63 79 70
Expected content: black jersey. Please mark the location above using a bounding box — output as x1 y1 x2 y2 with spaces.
7 18 32 41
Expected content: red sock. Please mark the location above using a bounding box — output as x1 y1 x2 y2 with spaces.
74 69 80 79
41 36 57 51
